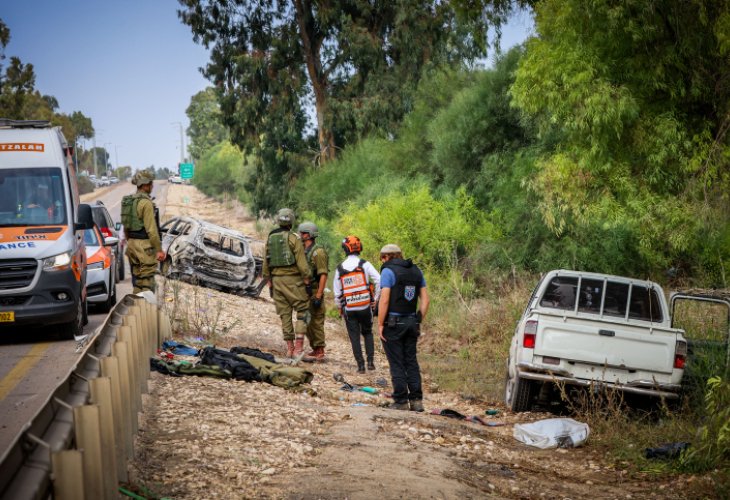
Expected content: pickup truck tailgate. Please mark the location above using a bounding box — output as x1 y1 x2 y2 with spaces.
534 314 677 374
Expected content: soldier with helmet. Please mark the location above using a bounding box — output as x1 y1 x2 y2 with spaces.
333 235 381 373
263 208 311 358
121 170 165 293
298 221 329 362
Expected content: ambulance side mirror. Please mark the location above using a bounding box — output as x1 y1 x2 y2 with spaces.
75 203 94 231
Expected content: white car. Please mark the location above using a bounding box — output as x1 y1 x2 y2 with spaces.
168 175 183 184
84 225 118 312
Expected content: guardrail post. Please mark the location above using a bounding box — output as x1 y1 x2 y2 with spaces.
112 340 138 446
100 356 128 482
89 377 119 499
125 306 148 396
51 450 85 500
74 405 104 500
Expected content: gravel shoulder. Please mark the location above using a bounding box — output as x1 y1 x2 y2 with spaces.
128 185 701 499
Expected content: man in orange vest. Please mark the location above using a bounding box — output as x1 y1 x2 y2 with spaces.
333 235 381 373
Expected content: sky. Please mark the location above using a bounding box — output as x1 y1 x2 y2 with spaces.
2 0 210 173
1 1 533 174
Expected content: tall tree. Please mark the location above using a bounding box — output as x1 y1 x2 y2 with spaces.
511 0 730 279
186 87 229 161
178 0 517 164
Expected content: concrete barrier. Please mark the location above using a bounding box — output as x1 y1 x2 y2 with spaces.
0 294 172 500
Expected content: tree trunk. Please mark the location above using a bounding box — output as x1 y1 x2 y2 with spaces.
294 0 337 164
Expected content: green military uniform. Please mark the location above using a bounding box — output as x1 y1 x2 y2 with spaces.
263 228 310 341
305 243 328 349
122 172 161 293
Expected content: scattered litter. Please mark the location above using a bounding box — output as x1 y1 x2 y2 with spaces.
161 340 200 356
485 409 499 416
351 403 371 407
430 408 501 427
333 372 356 391
375 378 389 387
513 418 590 449
644 442 690 460
360 386 379 394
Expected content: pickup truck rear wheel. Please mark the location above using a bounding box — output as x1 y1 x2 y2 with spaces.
506 370 539 412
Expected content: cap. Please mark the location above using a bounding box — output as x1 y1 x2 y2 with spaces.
379 244 402 254
132 171 154 186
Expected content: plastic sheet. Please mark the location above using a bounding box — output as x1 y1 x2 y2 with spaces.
513 418 590 449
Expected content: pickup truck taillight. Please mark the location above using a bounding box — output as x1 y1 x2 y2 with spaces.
674 340 687 369
523 320 537 348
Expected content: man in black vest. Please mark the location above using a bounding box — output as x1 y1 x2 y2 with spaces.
377 244 430 411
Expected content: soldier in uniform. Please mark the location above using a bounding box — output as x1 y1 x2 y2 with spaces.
298 221 328 362
121 171 165 293
263 208 311 358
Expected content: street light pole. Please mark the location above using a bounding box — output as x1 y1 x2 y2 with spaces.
171 122 185 164
114 145 122 173
103 142 113 176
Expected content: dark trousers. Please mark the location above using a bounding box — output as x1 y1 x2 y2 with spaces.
381 316 422 404
344 308 374 364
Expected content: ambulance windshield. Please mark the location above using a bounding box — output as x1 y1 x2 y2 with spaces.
0 167 68 226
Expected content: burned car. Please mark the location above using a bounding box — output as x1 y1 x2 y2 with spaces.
159 216 265 297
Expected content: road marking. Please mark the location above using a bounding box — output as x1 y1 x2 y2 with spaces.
0 343 51 400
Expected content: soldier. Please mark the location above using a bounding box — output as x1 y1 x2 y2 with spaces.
121 171 165 293
298 221 329 362
262 208 311 358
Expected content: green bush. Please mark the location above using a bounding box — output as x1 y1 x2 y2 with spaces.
334 184 498 294
193 141 245 199
679 376 730 472
77 175 94 195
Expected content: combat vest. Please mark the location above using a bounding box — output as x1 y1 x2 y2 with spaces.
305 243 324 281
337 258 375 311
121 193 144 233
382 258 422 315
121 193 159 239
267 228 296 268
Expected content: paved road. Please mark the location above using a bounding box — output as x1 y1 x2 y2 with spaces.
0 180 168 460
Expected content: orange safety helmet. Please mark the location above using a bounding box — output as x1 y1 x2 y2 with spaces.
341 235 362 254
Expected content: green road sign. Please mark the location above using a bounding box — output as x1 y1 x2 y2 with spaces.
179 163 194 179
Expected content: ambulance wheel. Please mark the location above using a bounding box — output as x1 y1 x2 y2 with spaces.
60 297 84 340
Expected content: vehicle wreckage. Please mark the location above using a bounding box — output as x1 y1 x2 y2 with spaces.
159 216 266 297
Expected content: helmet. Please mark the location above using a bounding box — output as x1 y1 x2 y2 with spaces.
276 208 295 227
132 170 154 186
298 221 318 238
341 235 362 254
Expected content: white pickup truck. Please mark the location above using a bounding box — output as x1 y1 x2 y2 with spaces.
505 269 690 412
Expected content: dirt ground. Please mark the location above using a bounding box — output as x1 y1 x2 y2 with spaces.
127 185 709 499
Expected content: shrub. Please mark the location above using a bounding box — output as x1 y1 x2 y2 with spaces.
679 376 730 472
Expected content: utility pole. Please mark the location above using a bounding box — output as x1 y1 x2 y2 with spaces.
92 136 97 176
172 122 185 165
114 145 122 173
103 143 113 176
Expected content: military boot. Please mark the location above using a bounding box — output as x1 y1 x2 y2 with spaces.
367 359 375 371
409 399 425 412
304 346 326 362
293 337 305 357
286 340 295 358
356 360 366 374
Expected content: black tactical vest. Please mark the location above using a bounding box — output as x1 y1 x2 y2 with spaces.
382 258 422 315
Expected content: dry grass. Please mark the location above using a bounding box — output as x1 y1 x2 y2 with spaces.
420 273 532 402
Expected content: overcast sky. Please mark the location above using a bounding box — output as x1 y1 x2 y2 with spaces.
2 1 532 173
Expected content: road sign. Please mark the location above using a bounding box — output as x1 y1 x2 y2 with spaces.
179 162 194 179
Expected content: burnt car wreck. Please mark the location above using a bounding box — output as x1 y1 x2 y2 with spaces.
160 216 266 297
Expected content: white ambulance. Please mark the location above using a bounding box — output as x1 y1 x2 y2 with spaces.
0 119 94 338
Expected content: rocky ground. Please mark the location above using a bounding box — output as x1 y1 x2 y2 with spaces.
127 185 710 499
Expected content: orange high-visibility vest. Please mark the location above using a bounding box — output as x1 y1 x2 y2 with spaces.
337 259 374 311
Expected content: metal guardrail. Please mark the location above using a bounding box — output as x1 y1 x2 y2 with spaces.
0 294 172 499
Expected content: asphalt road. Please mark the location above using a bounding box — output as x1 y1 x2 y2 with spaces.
0 180 168 460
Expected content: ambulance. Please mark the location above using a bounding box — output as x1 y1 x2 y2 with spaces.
0 119 94 338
